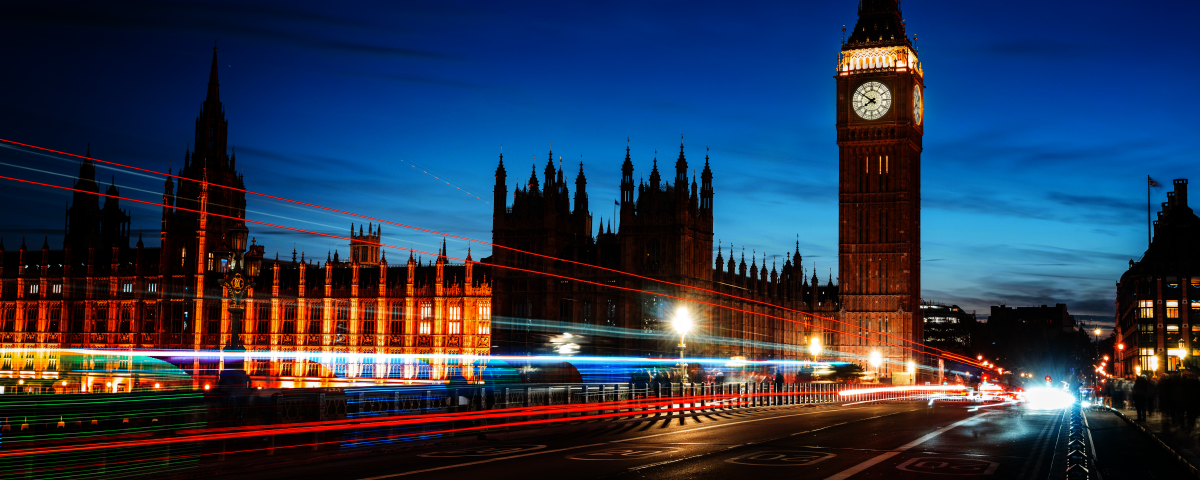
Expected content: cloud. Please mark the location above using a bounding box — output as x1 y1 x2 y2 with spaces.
344 72 504 91
1 1 456 60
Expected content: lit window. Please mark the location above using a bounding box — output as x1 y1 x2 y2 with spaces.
29 284 39 294
1139 300 1154 319
478 303 491 320
122 283 133 293
52 284 62 294
420 302 433 320
448 305 462 321
1167 300 1180 318
147 283 157 293
476 322 490 335
448 321 461 335
419 321 432 335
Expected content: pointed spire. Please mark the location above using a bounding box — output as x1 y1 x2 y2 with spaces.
675 134 688 187
136 233 144 248
381 249 387 263
649 149 661 188
42 235 49 250
206 40 221 104
496 145 507 179
466 242 472 261
528 160 539 192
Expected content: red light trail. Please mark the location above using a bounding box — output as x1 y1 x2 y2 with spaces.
0 137 988 368
0 170 959 363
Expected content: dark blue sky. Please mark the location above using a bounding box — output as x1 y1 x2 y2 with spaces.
2 1 1197 334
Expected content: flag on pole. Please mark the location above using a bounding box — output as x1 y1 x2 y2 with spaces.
614 200 619 205
1149 176 1162 188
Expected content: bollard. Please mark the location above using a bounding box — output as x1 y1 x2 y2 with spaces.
581 385 589 417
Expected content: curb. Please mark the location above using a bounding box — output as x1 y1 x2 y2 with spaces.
1103 406 1200 479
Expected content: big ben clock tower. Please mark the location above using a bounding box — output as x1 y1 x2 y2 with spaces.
836 0 923 379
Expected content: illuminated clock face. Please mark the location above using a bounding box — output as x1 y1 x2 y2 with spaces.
913 85 923 125
852 81 892 120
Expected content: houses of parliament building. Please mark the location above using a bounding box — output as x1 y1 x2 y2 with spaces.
0 47 493 388
1 0 924 384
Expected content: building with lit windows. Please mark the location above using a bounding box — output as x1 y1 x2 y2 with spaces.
1114 179 1199 377
920 301 976 354
0 47 491 391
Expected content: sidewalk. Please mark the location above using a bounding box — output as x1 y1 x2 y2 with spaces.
1104 403 1200 477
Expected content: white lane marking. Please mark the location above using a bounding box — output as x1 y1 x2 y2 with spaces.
1016 410 1056 479
1081 410 1104 480
626 410 911 472
358 404 870 479
1026 409 1066 480
823 412 993 480
357 442 609 480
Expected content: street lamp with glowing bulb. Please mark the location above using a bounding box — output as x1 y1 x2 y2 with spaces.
869 351 882 370
809 337 822 359
672 306 693 358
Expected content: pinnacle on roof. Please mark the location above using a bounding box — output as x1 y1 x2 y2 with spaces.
42 236 49 250
206 41 221 104
496 146 505 174
844 0 910 49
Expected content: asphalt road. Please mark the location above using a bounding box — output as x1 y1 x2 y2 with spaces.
193 400 1128 480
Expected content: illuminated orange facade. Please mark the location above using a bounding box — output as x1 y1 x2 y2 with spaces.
0 47 491 388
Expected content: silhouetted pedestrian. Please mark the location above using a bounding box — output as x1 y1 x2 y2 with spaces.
1182 372 1200 432
1134 375 1150 421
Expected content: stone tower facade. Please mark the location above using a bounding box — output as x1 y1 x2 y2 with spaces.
835 0 924 375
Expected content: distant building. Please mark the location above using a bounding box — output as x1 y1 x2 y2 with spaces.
1114 179 1199 377
920 301 976 354
988 304 1077 334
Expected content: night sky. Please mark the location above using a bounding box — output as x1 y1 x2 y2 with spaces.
2 1 1197 335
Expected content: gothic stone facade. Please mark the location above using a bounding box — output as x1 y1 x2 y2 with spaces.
0 48 491 388
490 145 841 359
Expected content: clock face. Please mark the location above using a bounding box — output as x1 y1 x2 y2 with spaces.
913 85 923 125
852 81 892 120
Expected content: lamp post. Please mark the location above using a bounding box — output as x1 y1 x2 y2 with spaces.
809 337 822 361
868 351 882 382
211 224 264 388
671 306 693 359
